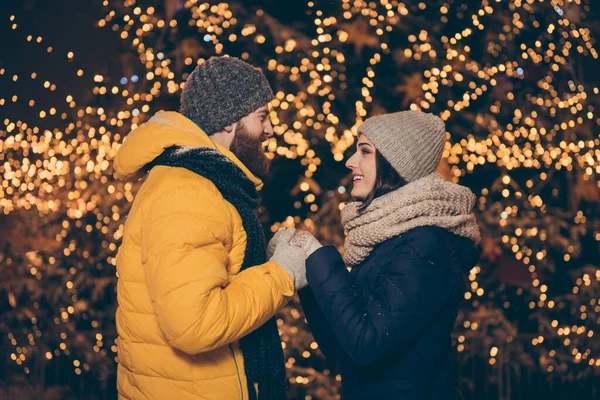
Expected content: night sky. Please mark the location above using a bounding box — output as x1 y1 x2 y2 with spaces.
0 0 314 130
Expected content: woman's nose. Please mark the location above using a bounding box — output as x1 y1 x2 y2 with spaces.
346 152 358 169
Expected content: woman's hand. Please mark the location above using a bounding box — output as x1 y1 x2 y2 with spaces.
290 231 323 257
268 228 323 259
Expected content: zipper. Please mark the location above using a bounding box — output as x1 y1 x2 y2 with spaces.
229 344 245 400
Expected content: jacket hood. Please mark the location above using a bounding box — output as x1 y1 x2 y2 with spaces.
113 111 263 190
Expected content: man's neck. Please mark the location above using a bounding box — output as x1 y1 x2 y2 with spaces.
209 131 231 149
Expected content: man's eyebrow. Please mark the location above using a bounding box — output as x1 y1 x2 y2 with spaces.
257 109 269 115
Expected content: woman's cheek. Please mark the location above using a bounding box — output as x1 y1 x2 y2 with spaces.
364 158 377 192
366 175 376 193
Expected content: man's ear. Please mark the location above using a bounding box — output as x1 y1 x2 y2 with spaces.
225 122 239 136
223 122 238 136
210 122 238 150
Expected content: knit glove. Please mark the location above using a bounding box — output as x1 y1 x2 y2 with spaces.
290 231 323 258
269 228 309 291
266 227 295 259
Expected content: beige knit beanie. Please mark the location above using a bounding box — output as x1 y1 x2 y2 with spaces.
358 111 446 182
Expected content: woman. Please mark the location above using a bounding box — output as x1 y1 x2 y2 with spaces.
284 111 480 399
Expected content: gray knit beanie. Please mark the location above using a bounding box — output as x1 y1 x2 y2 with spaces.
358 111 446 182
180 56 274 135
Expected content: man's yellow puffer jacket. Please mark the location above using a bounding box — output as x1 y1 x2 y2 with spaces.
114 111 295 400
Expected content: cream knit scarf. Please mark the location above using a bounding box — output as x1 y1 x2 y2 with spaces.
341 173 480 266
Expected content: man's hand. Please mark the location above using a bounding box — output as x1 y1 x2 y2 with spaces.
267 227 296 259
268 228 309 291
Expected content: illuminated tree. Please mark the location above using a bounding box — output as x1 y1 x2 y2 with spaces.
1 1 599 398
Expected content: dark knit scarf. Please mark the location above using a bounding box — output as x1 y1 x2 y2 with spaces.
146 146 287 400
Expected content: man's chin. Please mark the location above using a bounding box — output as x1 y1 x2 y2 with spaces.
251 156 271 180
229 129 271 179
238 151 270 180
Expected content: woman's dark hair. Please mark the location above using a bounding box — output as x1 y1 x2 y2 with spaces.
358 151 407 212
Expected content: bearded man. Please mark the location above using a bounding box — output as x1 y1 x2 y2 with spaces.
113 57 308 400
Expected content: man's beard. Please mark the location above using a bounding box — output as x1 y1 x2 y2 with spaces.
230 122 271 180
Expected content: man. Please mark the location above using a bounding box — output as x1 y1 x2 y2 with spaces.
113 56 308 400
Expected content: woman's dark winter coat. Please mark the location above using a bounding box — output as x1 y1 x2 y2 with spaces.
299 226 480 400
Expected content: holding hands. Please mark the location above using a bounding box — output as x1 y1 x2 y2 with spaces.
289 231 323 258
267 228 323 291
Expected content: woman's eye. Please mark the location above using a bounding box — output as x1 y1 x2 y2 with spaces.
361 149 369 155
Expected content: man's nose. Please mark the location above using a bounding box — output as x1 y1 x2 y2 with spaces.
264 120 274 138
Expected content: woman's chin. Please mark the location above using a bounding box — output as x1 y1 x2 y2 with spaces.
350 189 368 201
